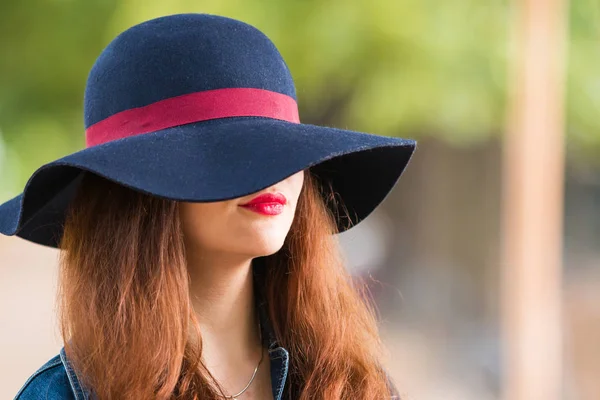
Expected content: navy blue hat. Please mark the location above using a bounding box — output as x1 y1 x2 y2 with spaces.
0 13 416 248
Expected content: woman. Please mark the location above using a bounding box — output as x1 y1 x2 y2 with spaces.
2 13 416 399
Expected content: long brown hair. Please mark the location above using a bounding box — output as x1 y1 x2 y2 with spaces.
58 169 393 399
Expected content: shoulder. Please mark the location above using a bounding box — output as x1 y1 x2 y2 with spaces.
14 353 75 400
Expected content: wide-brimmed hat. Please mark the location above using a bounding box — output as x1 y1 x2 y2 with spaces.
0 13 416 248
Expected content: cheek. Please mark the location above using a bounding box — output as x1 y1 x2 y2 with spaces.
179 203 231 247
287 171 305 204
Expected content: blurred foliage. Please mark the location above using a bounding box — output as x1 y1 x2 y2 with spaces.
568 0 600 155
0 0 598 198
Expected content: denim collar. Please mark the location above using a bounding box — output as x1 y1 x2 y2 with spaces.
59 264 289 400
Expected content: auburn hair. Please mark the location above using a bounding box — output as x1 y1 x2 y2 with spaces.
57 169 395 399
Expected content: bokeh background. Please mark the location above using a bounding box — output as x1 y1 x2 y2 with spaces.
1 1 599 399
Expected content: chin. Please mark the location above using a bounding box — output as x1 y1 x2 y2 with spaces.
241 235 287 258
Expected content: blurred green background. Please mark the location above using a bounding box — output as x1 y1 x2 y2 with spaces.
1 1 600 399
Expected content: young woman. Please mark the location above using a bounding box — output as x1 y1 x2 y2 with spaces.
1 13 416 400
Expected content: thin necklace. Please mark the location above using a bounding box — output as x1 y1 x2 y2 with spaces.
222 319 265 400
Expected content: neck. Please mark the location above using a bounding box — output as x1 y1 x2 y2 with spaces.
185 246 261 366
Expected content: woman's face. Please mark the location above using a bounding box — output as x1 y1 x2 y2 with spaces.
179 170 305 259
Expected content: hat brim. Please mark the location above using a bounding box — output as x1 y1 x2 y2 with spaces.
0 117 415 248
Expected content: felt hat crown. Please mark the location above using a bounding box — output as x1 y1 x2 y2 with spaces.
0 13 416 248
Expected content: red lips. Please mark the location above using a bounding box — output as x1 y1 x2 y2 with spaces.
239 192 287 215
